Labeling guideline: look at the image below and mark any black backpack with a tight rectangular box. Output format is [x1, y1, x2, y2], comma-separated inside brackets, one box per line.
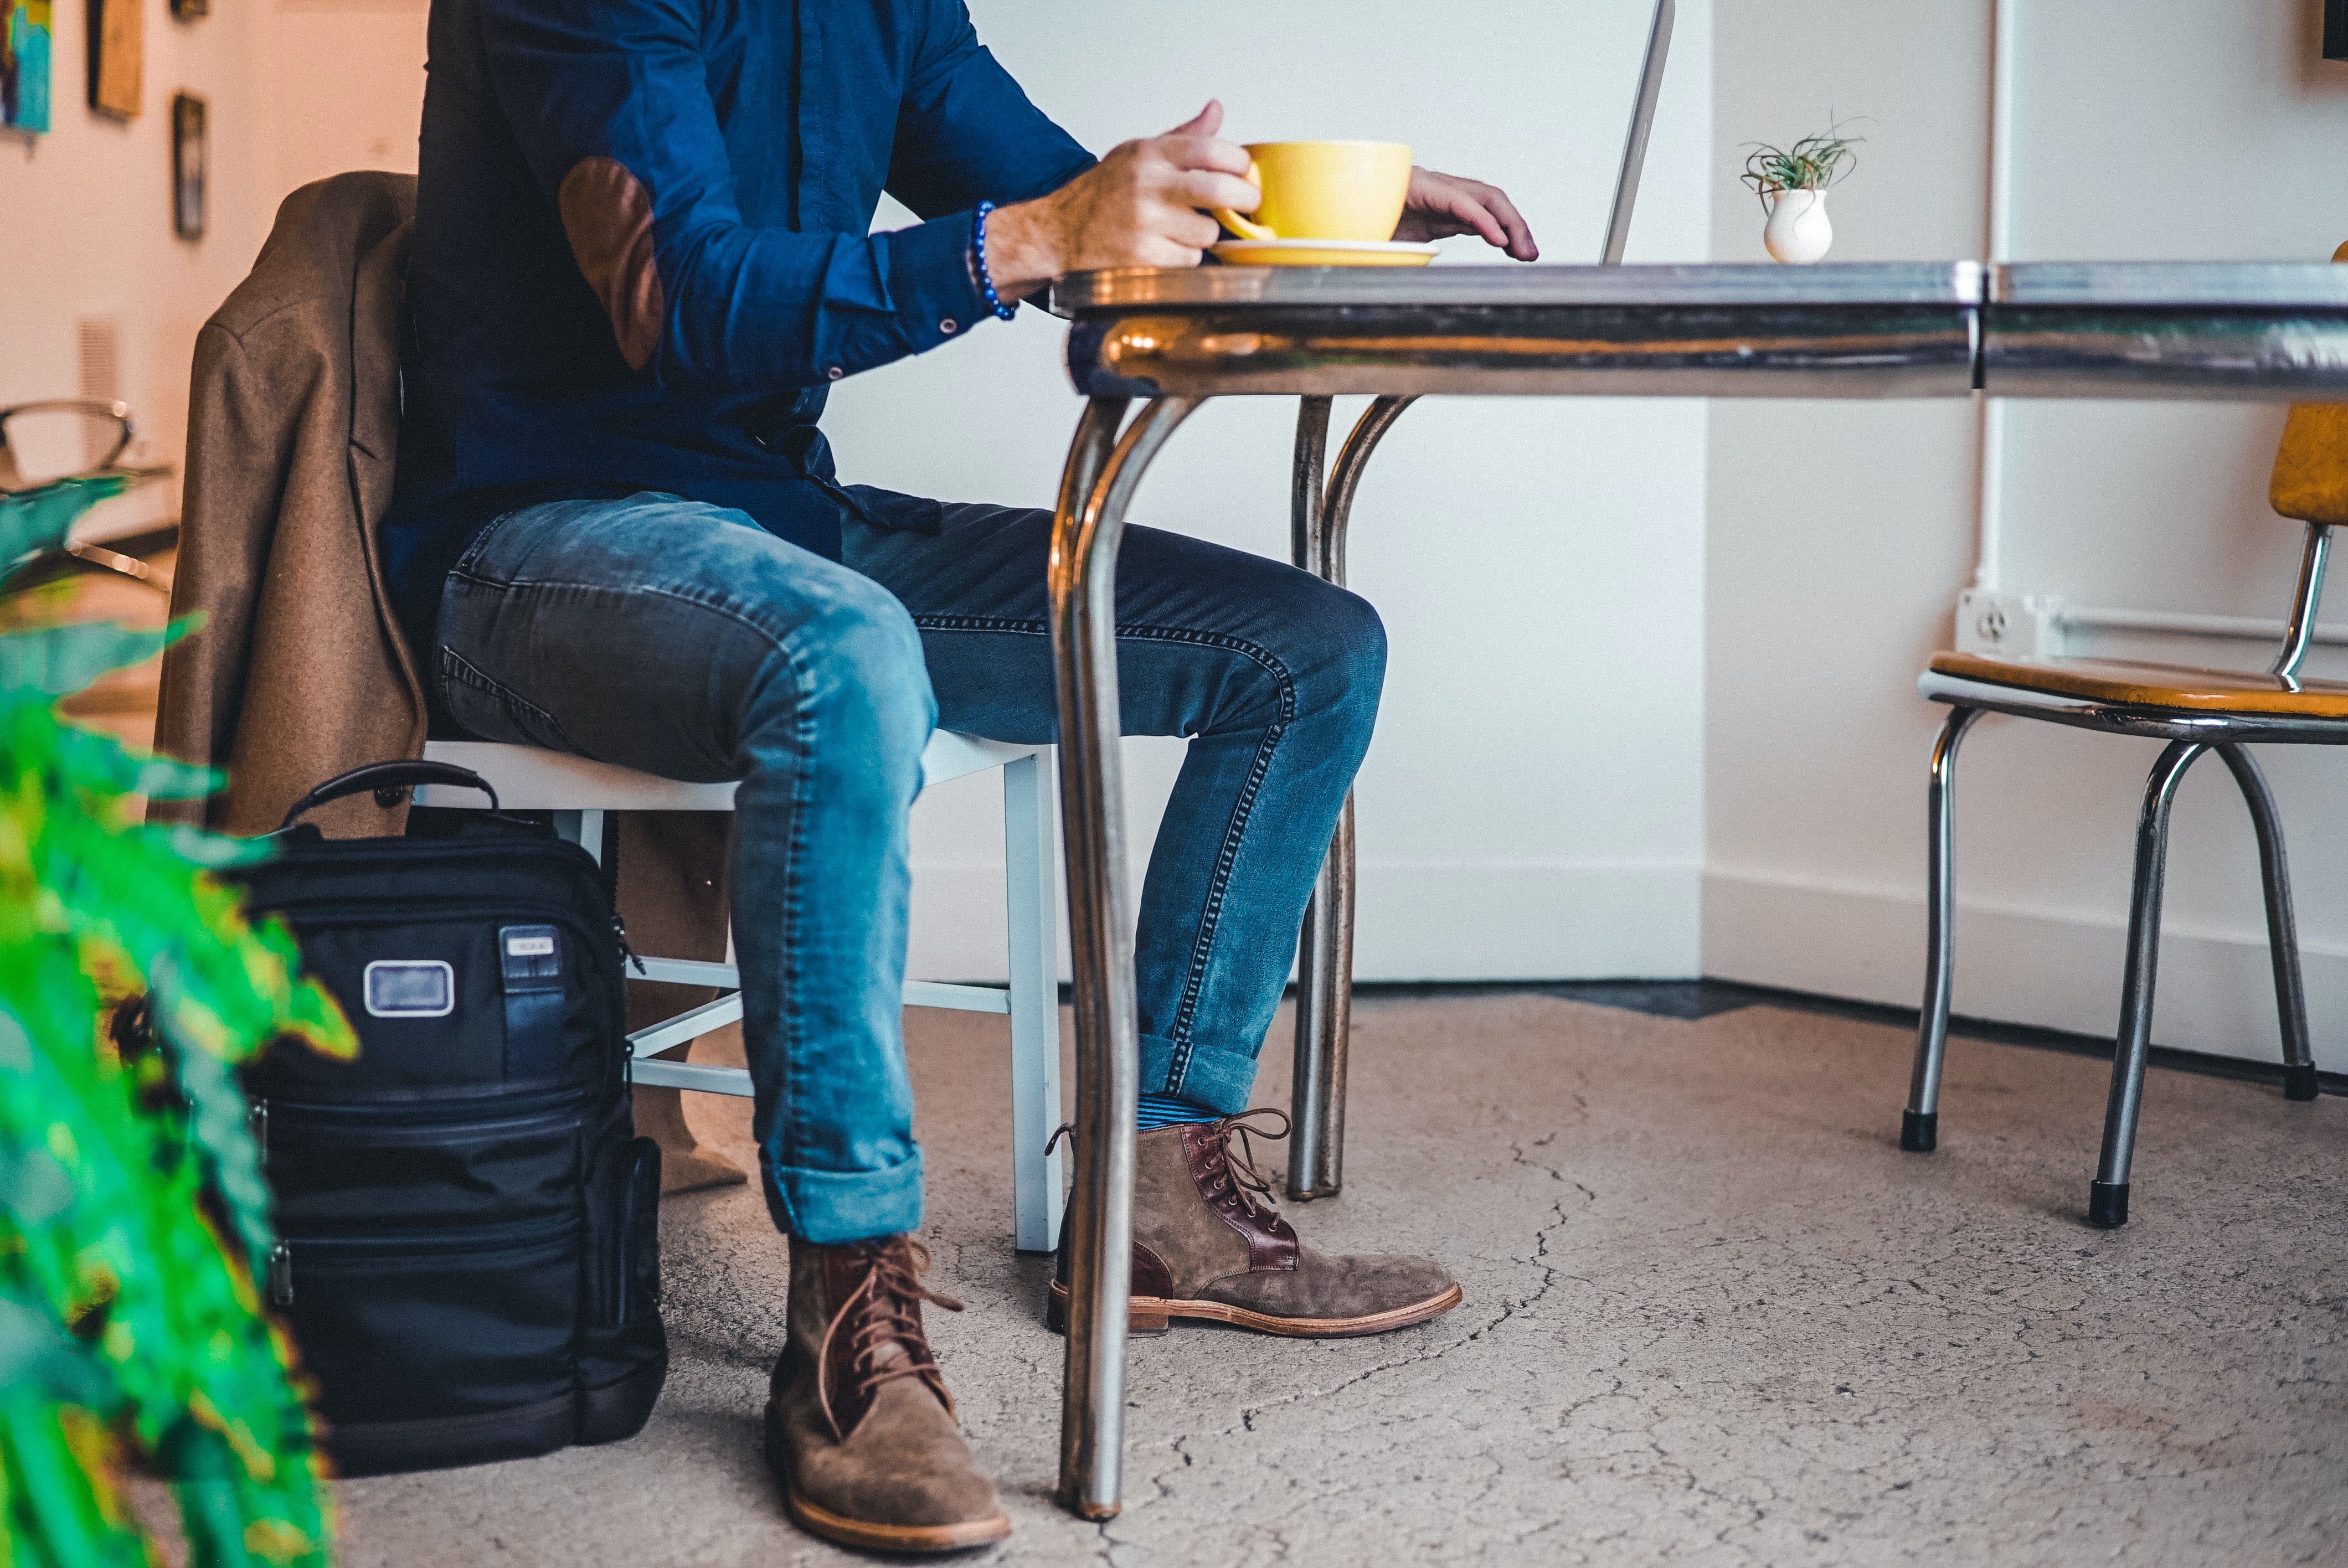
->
[228, 760, 666, 1477]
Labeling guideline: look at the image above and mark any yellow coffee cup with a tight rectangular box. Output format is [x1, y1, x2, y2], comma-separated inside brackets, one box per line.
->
[1211, 141, 1413, 243]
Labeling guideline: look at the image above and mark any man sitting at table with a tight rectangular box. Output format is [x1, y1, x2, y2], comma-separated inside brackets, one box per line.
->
[384, 0, 1537, 1550]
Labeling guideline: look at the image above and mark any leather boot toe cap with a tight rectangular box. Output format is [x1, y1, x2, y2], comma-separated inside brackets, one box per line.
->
[780, 1381, 1004, 1530]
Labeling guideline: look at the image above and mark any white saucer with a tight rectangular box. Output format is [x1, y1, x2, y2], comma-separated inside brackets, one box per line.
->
[1209, 238, 1439, 269]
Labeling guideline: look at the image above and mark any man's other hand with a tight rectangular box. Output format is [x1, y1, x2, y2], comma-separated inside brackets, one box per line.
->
[1392, 168, 1539, 260]
[985, 101, 1257, 297]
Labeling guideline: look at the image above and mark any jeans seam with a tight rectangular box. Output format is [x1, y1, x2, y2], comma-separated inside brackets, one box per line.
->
[773, 638, 818, 1206]
[909, 613, 1045, 634]
[438, 644, 586, 754]
[461, 574, 857, 658]
[447, 503, 531, 580]
[1116, 628, 1295, 1089]
[910, 612, 1296, 1092]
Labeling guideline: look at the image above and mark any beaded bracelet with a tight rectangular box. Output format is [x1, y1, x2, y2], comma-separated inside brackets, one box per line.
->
[972, 200, 1018, 322]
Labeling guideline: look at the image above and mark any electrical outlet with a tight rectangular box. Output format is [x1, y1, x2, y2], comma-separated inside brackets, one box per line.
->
[1955, 589, 2067, 658]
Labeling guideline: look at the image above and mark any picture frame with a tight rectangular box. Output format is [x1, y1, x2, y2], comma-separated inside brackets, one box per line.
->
[2330, 0, 2348, 61]
[87, 0, 139, 120]
[2, 0, 53, 134]
[172, 90, 205, 240]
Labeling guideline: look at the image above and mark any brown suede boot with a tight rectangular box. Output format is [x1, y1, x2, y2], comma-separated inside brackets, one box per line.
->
[765, 1236, 1010, 1554]
[1048, 1110, 1463, 1338]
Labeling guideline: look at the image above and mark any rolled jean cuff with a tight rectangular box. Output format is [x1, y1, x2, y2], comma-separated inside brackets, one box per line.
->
[1140, 1032, 1260, 1118]
[761, 1146, 926, 1244]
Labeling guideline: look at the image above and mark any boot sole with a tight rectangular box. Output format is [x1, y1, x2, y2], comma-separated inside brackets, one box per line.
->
[1045, 1280, 1463, 1339]
[764, 1405, 1012, 1554]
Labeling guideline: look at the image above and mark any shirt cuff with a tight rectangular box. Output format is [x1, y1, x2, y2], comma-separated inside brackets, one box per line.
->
[878, 209, 997, 357]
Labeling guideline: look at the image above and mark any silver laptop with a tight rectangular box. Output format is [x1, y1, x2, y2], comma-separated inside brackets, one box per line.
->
[1600, 0, 1675, 266]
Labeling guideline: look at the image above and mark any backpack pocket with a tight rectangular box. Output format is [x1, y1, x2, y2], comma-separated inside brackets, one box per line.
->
[262, 1092, 585, 1234]
[577, 1136, 666, 1447]
[608, 1134, 661, 1329]
[277, 1214, 582, 1472]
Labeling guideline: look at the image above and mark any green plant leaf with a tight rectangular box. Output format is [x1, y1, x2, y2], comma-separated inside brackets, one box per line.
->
[2, 615, 342, 1567]
[0, 1296, 115, 1409]
[0, 620, 188, 700]
[52, 723, 224, 803]
[0, 476, 133, 588]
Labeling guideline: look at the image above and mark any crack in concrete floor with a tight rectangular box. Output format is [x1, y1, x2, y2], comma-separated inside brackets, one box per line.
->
[335, 993, 2348, 1567]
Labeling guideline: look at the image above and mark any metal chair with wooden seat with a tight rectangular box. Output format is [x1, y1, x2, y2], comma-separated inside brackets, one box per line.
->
[413, 730, 1068, 1252]
[1901, 390, 2345, 1229]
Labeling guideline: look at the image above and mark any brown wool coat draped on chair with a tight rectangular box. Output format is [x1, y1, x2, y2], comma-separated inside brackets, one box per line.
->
[153, 171, 424, 840]
[153, 172, 742, 1191]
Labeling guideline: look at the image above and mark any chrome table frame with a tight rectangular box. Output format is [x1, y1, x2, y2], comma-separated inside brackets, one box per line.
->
[1038, 260, 2348, 1517]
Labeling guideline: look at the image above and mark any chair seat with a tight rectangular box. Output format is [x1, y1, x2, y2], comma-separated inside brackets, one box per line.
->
[418, 731, 1046, 809]
[1928, 651, 2348, 719]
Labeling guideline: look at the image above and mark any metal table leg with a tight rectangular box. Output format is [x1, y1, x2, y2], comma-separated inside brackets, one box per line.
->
[1051, 393, 1199, 1519]
[1286, 395, 1418, 1201]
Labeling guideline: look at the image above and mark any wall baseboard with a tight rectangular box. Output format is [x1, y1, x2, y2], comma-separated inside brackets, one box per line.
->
[1702, 869, 2347, 1072]
[906, 859, 1702, 988]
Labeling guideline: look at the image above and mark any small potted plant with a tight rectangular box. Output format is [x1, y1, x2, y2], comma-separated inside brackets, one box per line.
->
[1741, 120, 1864, 265]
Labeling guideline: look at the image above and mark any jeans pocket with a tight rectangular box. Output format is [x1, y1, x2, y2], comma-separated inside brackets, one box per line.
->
[439, 646, 583, 755]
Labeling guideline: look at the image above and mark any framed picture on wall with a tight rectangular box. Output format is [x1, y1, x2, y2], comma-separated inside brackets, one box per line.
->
[3, 0, 52, 133]
[173, 90, 205, 240]
[2330, 0, 2348, 60]
[87, 0, 140, 120]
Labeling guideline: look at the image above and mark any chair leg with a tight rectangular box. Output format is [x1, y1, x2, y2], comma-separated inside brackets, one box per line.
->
[2215, 744, 2319, 1102]
[1904, 705, 1981, 1153]
[1003, 751, 1065, 1253]
[2090, 740, 2208, 1229]
[550, 807, 605, 864]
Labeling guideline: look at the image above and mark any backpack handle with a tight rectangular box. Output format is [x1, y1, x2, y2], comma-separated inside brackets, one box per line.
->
[280, 760, 500, 829]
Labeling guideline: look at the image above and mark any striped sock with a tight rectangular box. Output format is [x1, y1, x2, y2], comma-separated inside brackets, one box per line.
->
[1135, 1092, 1214, 1132]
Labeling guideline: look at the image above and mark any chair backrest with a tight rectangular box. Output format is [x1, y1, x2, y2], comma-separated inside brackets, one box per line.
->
[2261, 240, 2347, 679]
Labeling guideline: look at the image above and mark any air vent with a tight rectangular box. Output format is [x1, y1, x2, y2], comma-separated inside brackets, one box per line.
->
[76, 316, 122, 467]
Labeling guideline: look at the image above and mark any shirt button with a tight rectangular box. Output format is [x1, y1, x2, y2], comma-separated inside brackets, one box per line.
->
[826, 366, 844, 381]
[940, 317, 959, 334]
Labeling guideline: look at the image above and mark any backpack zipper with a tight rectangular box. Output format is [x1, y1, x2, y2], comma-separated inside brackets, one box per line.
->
[273, 1211, 580, 1306]
[258, 1085, 586, 1132]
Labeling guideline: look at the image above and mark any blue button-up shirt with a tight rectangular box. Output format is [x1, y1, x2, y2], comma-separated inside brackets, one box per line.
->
[384, 0, 1095, 646]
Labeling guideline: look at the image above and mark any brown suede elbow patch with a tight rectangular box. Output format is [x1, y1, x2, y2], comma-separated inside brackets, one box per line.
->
[558, 156, 665, 372]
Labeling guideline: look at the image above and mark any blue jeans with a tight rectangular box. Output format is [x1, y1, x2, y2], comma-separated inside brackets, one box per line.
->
[435, 494, 1385, 1243]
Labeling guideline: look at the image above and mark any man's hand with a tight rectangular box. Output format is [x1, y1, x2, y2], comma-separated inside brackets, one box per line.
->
[1392, 167, 1539, 260]
[985, 101, 1259, 297]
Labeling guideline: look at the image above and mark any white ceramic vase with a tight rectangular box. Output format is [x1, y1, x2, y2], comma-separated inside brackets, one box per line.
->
[1763, 188, 1833, 265]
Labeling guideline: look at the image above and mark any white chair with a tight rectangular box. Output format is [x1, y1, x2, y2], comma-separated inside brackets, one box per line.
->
[416, 733, 1066, 1252]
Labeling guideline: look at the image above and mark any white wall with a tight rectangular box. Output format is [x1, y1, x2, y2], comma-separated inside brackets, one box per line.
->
[261, 0, 426, 202]
[0, 0, 272, 539]
[9, 0, 1721, 991]
[1706, 0, 2348, 1069]
[17, 0, 2337, 1071]
[830, 0, 1718, 985]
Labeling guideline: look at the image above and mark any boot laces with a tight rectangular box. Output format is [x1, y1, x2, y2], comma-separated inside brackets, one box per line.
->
[1046, 1107, 1293, 1221]
[1197, 1108, 1290, 1223]
[815, 1237, 964, 1442]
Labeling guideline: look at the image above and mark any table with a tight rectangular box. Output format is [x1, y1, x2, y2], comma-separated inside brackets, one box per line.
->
[1035, 260, 2348, 1517]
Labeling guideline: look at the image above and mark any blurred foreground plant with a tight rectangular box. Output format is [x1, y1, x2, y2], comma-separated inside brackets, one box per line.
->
[0, 477, 356, 1566]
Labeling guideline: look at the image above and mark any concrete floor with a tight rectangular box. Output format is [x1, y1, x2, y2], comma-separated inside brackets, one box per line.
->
[337, 993, 2348, 1567]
